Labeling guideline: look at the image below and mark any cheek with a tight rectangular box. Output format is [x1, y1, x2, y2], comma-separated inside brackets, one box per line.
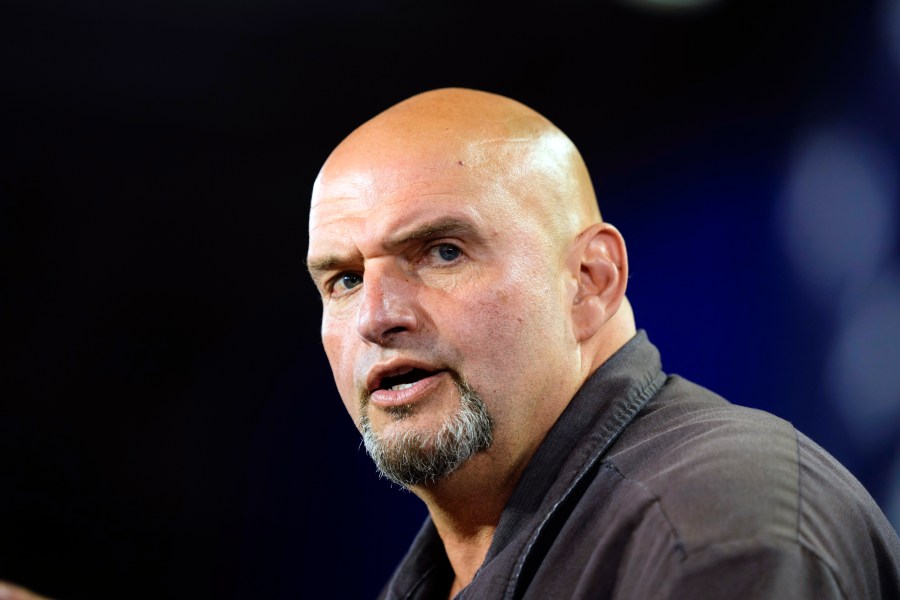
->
[455, 284, 556, 370]
[320, 318, 344, 361]
[460, 263, 570, 368]
[320, 320, 361, 420]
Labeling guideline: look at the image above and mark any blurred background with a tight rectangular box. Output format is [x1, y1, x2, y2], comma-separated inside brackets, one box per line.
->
[2, 0, 899, 597]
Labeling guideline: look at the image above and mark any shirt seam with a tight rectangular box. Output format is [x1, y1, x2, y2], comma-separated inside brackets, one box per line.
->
[794, 429, 851, 600]
[674, 537, 850, 600]
[603, 461, 689, 561]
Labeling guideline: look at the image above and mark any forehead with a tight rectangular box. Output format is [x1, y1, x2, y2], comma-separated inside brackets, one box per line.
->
[307, 152, 513, 255]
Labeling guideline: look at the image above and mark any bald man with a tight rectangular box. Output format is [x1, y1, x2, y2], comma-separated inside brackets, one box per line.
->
[307, 88, 900, 599]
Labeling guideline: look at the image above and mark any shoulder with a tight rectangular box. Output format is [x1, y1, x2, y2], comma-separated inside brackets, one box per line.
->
[597, 374, 900, 598]
[606, 375, 801, 545]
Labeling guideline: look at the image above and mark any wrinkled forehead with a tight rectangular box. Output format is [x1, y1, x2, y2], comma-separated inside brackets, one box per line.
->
[309, 163, 506, 257]
[309, 133, 530, 229]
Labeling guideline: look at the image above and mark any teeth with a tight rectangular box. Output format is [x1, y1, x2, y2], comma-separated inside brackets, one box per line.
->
[390, 383, 415, 391]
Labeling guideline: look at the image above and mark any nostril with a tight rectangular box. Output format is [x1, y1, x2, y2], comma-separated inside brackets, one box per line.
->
[378, 325, 408, 344]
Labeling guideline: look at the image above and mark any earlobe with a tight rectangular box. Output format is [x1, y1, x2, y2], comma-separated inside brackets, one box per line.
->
[570, 223, 628, 342]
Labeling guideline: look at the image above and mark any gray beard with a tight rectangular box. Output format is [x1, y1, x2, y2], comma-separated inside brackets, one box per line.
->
[359, 376, 494, 488]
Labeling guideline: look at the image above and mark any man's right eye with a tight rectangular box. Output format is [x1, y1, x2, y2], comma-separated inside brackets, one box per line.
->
[332, 272, 363, 294]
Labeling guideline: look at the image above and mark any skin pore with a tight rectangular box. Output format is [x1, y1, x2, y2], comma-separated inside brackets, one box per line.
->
[307, 88, 636, 597]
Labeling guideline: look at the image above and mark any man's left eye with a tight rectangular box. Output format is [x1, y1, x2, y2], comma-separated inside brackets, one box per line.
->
[432, 244, 462, 262]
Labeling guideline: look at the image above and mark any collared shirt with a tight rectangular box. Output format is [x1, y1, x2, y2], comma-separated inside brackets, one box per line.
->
[378, 331, 900, 599]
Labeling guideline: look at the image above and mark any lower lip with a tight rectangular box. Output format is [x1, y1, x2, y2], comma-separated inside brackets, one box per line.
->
[369, 371, 448, 408]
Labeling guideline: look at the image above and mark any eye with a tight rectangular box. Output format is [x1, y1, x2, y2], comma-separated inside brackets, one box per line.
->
[332, 272, 363, 294]
[430, 243, 462, 263]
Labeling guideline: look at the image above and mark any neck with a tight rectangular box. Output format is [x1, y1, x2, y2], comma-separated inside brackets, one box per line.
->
[587, 299, 637, 374]
[410, 440, 536, 592]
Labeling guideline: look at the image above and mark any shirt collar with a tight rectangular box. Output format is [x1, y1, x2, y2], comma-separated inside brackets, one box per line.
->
[487, 329, 663, 560]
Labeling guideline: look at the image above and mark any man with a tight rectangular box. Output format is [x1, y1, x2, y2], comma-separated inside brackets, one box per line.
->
[307, 87, 900, 599]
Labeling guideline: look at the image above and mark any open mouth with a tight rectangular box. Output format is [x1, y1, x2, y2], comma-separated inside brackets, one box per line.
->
[378, 368, 437, 391]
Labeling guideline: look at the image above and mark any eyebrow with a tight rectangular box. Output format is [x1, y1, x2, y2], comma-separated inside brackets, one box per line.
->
[306, 253, 358, 280]
[383, 218, 481, 250]
[306, 217, 481, 280]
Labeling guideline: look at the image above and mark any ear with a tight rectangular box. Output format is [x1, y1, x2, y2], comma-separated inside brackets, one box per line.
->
[568, 223, 628, 342]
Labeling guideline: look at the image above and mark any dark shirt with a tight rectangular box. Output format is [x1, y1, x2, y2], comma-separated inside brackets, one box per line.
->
[378, 331, 900, 599]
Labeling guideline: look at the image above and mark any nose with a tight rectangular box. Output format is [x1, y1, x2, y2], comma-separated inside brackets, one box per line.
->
[355, 264, 419, 345]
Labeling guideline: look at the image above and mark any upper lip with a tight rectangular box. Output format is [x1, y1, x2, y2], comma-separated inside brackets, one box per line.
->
[366, 358, 443, 393]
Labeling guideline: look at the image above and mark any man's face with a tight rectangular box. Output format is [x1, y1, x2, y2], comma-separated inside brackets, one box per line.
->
[308, 141, 578, 487]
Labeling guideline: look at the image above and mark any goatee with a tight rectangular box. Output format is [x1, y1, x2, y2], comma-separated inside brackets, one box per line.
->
[359, 376, 494, 488]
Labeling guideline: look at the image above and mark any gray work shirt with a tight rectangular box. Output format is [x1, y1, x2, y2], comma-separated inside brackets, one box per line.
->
[378, 331, 900, 599]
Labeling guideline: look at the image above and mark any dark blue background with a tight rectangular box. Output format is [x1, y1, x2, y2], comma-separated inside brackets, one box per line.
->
[3, 0, 898, 598]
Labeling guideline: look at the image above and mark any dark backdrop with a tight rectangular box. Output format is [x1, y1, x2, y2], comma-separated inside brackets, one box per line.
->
[3, 0, 899, 598]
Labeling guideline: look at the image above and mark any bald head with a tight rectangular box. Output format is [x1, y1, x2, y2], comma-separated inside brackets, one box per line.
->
[309, 86, 634, 499]
[310, 88, 634, 433]
[312, 87, 602, 248]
